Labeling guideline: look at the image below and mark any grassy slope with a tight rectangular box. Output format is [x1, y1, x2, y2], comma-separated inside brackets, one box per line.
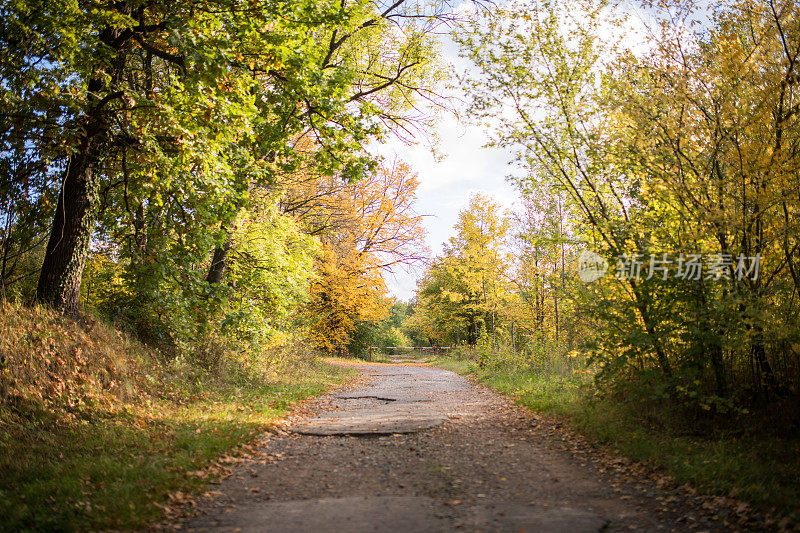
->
[0, 304, 355, 530]
[425, 355, 800, 521]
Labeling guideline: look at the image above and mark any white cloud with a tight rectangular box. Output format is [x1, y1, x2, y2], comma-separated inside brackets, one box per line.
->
[375, 103, 521, 300]
[376, 0, 660, 301]
[368, 10, 528, 301]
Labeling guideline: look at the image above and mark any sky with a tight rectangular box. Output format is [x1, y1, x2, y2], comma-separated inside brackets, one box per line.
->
[374, 32, 522, 302]
[373, 1, 666, 301]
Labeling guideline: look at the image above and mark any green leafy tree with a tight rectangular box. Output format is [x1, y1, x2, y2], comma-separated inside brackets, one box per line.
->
[1, 0, 448, 321]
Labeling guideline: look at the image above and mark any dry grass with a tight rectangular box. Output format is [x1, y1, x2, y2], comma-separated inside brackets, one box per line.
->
[0, 303, 356, 530]
[0, 302, 148, 425]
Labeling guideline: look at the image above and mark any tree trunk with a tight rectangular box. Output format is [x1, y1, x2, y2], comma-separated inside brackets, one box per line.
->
[630, 280, 672, 378]
[206, 231, 233, 284]
[467, 314, 477, 346]
[709, 344, 727, 398]
[557, 211, 565, 342]
[752, 325, 778, 398]
[36, 127, 104, 316]
[205, 179, 253, 285]
[553, 289, 559, 342]
[35, 18, 130, 316]
[491, 310, 496, 348]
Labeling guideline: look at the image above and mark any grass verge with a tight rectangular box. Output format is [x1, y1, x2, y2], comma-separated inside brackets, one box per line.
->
[0, 304, 355, 531]
[0, 359, 353, 531]
[425, 355, 800, 522]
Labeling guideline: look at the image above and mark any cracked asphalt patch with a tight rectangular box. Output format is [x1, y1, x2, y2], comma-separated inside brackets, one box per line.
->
[180, 362, 723, 532]
[292, 366, 457, 436]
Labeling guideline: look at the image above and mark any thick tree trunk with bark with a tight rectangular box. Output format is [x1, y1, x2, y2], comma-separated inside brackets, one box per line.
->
[36, 18, 130, 315]
[36, 121, 104, 316]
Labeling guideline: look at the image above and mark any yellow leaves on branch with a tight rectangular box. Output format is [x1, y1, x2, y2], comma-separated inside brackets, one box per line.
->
[292, 159, 428, 355]
[333, 160, 428, 271]
[303, 244, 387, 355]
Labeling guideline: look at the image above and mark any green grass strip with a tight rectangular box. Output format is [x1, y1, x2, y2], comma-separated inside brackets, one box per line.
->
[427, 356, 799, 521]
[0, 359, 354, 531]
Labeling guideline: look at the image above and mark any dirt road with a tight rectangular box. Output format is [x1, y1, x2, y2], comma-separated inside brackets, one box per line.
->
[180, 362, 722, 532]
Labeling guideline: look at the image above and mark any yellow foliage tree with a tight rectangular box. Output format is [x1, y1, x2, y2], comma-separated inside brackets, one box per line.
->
[415, 194, 513, 346]
[298, 160, 427, 355]
[304, 244, 386, 356]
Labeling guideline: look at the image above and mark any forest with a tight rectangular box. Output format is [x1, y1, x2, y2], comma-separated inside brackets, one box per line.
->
[1, 0, 798, 530]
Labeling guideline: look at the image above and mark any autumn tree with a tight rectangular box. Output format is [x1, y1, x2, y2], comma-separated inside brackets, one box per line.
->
[509, 191, 585, 350]
[304, 244, 387, 356]
[0, 0, 256, 315]
[416, 194, 512, 346]
[197, 0, 450, 290]
[299, 161, 428, 355]
[608, 0, 800, 399]
[0, 0, 451, 323]
[456, 0, 800, 409]
[208, 189, 319, 352]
